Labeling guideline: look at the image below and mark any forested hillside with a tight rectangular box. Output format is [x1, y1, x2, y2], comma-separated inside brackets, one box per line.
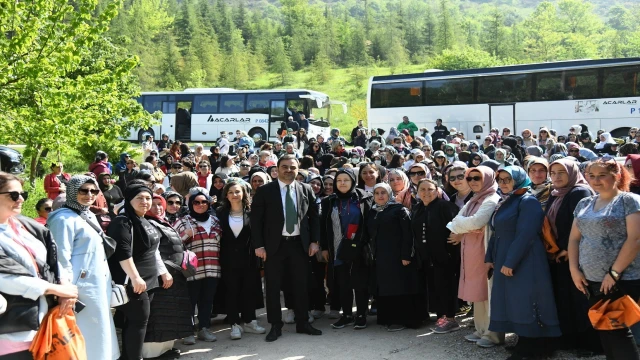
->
[104, 0, 640, 92]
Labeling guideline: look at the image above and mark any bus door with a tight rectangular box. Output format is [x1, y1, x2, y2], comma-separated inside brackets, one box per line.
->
[269, 100, 285, 140]
[175, 98, 193, 142]
[161, 101, 177, 141]
[489, 104, 515, 133]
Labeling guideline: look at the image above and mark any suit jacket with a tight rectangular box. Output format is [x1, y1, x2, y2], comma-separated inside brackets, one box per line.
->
[251, 180, 319, 255]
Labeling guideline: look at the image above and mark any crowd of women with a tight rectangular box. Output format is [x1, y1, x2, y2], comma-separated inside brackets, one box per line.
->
[3, 123, 640, 360]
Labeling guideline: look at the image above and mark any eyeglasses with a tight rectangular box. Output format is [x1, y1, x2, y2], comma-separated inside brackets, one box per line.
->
[172, 164, 183, 169]
[78, 189, 100, 196]
[44, 207, 52, 212]
[240, 164, 251, 168]
[445, 149, 454, 152]
[167, 201, 182, 206]
[497, 177, 513, 184]
[0, 191, 27, 202]
[465, 176, 482, 182]
[449, 174, 465, 182]
[192, 200, 209, 206]
[408, 171, 426, 177]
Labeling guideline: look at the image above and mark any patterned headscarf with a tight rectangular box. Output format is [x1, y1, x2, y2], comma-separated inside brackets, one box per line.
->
[372, 183, 397, 212]
[546, 158, 593, 237]
[65, 175, 99, 213]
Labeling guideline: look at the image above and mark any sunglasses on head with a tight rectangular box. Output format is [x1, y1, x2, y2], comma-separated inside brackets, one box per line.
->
[78, 189, 100, 196]
[192, 200, 208, 206]
[466, 176, 482, 182]
[449, 174, 465, 182]
[0, 191, 28, 201]
[408, 171, 426, 177]
[167, 200, 181, 206]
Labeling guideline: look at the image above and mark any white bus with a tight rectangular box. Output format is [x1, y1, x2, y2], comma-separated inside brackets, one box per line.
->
[367, 58, 640, 141]
[125, 88, 346, 143]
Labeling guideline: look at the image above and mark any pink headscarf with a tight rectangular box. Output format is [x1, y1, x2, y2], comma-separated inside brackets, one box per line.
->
[546, 158, 593, 237]
[461, 165, 498, 217]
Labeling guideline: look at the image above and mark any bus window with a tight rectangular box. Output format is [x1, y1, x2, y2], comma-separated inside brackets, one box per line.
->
[603, 66, 640, 98]
[162, 102, 176, 114]
[220, 94, 245, 113]
[371, 81, 423, 108]
[425, 78, 473, 105]
[193, 95, 218, 113]
[535, 71, 565, 101]
[473, 125, 483, 133]
[143, 96, 165, 113]
[477, 74, 532, 103]
[563, 69, 597, 100]
[246, 94, 272, 113]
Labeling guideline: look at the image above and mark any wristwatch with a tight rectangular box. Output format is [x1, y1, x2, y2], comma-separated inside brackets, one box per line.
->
[609, 267, 622, 281]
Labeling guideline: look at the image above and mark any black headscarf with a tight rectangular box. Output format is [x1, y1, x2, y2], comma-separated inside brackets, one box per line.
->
[334, 168, 356, 199]
[162, 190, 184, 224]
[208, 173, 228, 200]
[188, 187, 212, 222]
[123, 183, 154, 248]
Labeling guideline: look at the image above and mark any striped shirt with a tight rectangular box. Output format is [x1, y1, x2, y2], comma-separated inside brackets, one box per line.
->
[173, 214, 222, 280]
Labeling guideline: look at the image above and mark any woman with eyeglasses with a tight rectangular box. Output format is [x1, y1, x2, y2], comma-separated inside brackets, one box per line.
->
[44, 162, 70, 200]
[163, 162, 183, 190]
[48, 175, 122, 360]
[538, 128, 552, 147]
[0, 173, 80, 360]
[117, 159, 139, 191]
[396, 163, 430, 210]
[545, 159, 601, 355]
[99, 171, 124, 222]
[196, 160, 213, 193]
[447, 165, 504, 348]
[433, 150, 449, 174]
[173, 187, 222, 344]
[162, 191, 184, 224]
[468, 153, 483, 168]
[448, 163, 473, 209]
[487, 167, 561, 359]
[33, 198, 52, 225]
[569, 158, 640, 359]
[215, 155, 240, 176]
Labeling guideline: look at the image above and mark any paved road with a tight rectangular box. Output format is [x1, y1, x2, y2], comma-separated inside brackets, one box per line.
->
[165, 311, 604, 360]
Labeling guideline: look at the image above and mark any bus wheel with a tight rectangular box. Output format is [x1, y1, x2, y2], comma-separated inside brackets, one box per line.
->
[249, 128, 267, 143]
[138, 128, 155, 143]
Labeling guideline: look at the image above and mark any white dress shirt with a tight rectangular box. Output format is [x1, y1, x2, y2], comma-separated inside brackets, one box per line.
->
[278, 179, 300, 236]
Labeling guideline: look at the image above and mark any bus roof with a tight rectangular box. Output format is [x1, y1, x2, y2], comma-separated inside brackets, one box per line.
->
[371, 58, 640, 83]
[140, 88, 329, 97]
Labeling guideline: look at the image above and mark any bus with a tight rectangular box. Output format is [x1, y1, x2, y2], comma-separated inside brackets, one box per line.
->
[125, 88, 347, 143]
[367, 58, 640, 141]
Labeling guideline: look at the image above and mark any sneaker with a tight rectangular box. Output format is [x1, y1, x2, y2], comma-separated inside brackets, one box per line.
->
[328, 310, 341, 319]
[244, 320, 266, 334]
[435, 316, 447, 327]
[464, 333, 482, 342]
[308, 311, 315, 324]
[311, 310, 325, 319]
[283, 309, 295, 324]
[456, 304, 472, 316]
[230, 324, 242, 340]
[476, 338, 497, 348]
[386, 324, 406, 332]
[354, 315, 367, 330]
[331, 315, 354, 329]
[182, 335, 196, 345]
[433, 317, 460, 334]
[197, 328, 217, 342]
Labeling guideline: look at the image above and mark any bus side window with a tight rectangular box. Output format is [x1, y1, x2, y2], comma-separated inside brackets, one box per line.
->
[473, 125, 483, 133]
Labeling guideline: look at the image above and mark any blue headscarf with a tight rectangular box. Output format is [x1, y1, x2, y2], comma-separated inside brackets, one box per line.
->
[497, 166, 531, 195]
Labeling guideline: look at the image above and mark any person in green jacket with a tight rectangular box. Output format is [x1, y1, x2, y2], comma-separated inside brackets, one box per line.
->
[397, 116, 418, 137]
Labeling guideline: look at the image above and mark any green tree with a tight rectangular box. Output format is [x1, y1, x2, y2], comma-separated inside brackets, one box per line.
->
[436, 0, 456, 51]
[221, 29, 249, 88]
[269, 38, 293, 86]
[427, 47, 504, 70]
[522, 2, 563, 61]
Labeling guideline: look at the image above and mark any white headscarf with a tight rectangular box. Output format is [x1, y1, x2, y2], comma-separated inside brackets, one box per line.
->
[595, 132, 616, 150]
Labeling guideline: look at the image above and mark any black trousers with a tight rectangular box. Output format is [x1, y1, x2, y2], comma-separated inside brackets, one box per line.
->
[309, 256, 327, 311]
[187, 277, 219, 329]
[327, 262, 342, 311]
[588, 280, 640, 360]
[119, 291, 154, 360]
[432, 263, 459, 318]
[224, 268, 257, 325]
[334, 264, 368, 317]
[0, 350, 32, 359]
[264, 239, 309, 325]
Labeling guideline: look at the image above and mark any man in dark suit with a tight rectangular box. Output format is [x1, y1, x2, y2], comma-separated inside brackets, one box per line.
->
[251, 154, 322, 342]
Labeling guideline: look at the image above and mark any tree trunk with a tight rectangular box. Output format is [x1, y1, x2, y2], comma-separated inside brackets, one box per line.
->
[28, 147, 42, 188]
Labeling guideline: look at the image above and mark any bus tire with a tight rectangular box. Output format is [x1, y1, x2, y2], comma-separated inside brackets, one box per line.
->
[138, 128, 155, 143]
[249, 127, 267, 143]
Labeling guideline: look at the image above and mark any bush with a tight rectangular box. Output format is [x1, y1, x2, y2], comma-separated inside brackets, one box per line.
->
[22, 178, 47, 219]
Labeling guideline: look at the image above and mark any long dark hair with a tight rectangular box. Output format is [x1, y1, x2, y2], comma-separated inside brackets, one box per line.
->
[388, 154, 404, 169]
[0, 172, 22, 192]
[94, 150, 108, 163]
[217, 180, 251, 212]
[219, 155, 233, 169]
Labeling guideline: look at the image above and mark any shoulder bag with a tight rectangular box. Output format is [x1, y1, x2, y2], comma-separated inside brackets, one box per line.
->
[111, 226, 133, 308]
[64, 206, 116, 259]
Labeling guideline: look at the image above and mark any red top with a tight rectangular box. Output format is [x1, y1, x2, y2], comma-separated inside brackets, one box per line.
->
[43, 173, 71, 200]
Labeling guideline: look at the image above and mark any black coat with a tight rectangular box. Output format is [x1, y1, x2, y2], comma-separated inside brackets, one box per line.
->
[250, 180, 320, 255]
[411, 198, 460, 267]
[367, 203, 421, 297]
[546, 187, 592, 250]
[218, 208, 256, 271]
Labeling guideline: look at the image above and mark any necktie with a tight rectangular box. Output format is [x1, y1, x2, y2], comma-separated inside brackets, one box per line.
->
[285, 184, 296, 233]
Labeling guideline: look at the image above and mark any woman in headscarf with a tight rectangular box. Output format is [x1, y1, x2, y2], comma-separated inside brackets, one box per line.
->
[217, 180, 266, 340]
[99, 172, 123, 219]
[494, 148, 508, 169]
[367, 183, 425, 331]
[444, 144, 457, 163]
[447, 165, 504, 348]
[595, 132, 617, 153]
[115, 153, 130, 174]
[194, 144, 208, 164]
[538, 127, 552, 147]
[47, 175, 120, 360]
[434, 150, 449, 174]
[323, 174, 334, 197]
[107, 183, 166, 360]
[411, 179, 460, 334]
[545, 158, 599, 355]
[448, 162, 473, 209]
[249, 172, 270, 196]
[386, 127, 399, 145]
[468, 152, 483, 168]
[162, 191, 184, 224]
[521, 129, 536, 147]
[487, 167, 561, 359]
[306, 173, 329, 319]
[320, 169, 373, 330]
[626, 154, 640, 195]
[142, 194, 192, 357]
[173, 187, 222, 344]
[170, 171, 198, 198]
[527, 157, 552, 210]
[396, 163, 431, 210]
[388, 168, 410, 198]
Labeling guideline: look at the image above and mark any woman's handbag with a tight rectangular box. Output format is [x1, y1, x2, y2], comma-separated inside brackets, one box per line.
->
[541, 217, 560, 254]
[110, 227, 133, 308]
[180, 248, 198, 278]
[588, 287, 640, 330]
[29, 306, 87, 360]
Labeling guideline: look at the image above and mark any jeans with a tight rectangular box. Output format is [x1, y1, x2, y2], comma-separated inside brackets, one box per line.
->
[187, 277, 219, 329]
[119, 291, 154, 360]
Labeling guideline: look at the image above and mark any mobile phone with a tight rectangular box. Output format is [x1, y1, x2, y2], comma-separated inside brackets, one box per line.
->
[487, 268, 494, 280]
[74, 300, 86, 314]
